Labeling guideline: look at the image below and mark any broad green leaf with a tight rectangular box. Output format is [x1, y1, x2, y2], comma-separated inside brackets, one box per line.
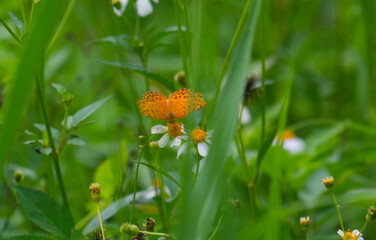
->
[180, 0, 262, 239]
[100, 60, 175, 91]
[13, 186, 74, 239]
[94, 157, 117, 199]
[69, 96, 111, 129]
[8, 12, 25, 35]
[66, 135, 85, 146]
[71, 229, 85, 240]
[6, 235, 50, 240]
[51, 83, 71, 100]
[34, 124, 61, 141]
[94, 34, 132, 49]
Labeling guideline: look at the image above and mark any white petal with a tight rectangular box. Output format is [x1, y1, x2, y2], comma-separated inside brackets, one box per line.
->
[136, 0, 153, 17]
[282, 137, 305, 154]
[152, 0, 158, 3]
[205, 139, 211, 144]
[113, 0, 129, 16]
[158, 133, 169, 148]
[352, 230, 360, 235]
[177, 142, 188, 159]
[197, 142, 208, 157]
[358, 237, 364, 240]
[151, 125, 167, 134]
[206, 130, 214, 138]
[337, 230, 344, 237]
[170, 137, 181, 147]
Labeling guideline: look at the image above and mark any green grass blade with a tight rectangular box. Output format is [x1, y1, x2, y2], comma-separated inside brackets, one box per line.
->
[0, 0, 65, 181]
[179, 0, 262, 239]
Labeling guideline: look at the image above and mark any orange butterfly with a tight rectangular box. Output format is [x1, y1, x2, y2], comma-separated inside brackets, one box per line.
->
[138, 88, 206, 122]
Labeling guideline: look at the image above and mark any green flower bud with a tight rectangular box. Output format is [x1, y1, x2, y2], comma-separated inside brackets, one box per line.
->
[13, 170, 23, 184]
[89, 183, 101, 202]
[120, 223, 139, 235]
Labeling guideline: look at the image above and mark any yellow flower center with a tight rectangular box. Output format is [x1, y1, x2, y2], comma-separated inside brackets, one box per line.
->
[342, 230, 358, 240]
[191, 128, 207, 143]
[167, 122, 183, 138]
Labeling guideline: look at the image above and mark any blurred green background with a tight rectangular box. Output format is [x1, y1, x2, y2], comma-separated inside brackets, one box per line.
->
[1, 0, 376, 239]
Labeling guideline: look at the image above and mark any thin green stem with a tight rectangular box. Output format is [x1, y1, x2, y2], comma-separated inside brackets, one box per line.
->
[259, 0, 266, 143]
[29, 0, 37, 27]
[355, 221, 368, 240]
[58, 105, 69, 154]
[96, 203, 106, 240]
[47, 0, 76, 52]
[35, 76, 69, 210]
[139, 230, 172, 238]
[156, 166, 170, 233]
[208, 215, 223, 240]
[130, 146, 144, 222]
[173, 0, 190, 85]
[0, 17, 22, 45]
[331, 190, 344, 233]
[134, 0, 140, 40]
[194, 146, 200, 183]
[306, 230, 309, 240]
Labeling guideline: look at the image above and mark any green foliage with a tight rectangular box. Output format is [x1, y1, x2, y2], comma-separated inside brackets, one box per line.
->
[13, 186, 75, 239]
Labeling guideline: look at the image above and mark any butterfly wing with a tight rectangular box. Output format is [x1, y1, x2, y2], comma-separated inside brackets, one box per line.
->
[168, 88, 206, 119]
[138, 91, 169, 120]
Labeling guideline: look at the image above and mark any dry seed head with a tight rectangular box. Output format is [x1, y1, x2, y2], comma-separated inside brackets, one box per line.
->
[143, 218, 155, 232]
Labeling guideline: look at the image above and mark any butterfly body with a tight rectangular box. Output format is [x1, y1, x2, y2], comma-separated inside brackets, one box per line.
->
[138, 88, 206, 122]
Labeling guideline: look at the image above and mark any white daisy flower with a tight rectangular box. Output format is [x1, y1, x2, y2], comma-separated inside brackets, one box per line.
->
[337, 229, 363, 240]
[177, 127, 213, 158]
[112, 0, 158, 17]
[151, 122, 186, 148]
[273, 130, 305, 154]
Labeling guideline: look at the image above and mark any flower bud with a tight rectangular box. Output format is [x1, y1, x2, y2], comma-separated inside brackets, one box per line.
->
[143, 218, 155, 232]
[89, 183, 101, 202]
[366, 204, 376, 222]
[322, 176, 334, 189]
[13, 170, 23, 184]
[300, 216, 311, 227]
[149, 141, 159, 148]
[174, 71, 185, 86]
[120, 223, 139, 235]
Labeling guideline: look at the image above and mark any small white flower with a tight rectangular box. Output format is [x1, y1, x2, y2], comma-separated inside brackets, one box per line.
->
[337, 229, 363, 240]
[273, 130, 305, 154]
[113, 0, 158, 17]
[177, 128, 213, 158]
[151, 122, 186, 148]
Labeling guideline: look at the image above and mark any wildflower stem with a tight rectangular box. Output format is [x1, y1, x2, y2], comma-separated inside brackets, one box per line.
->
[173, 0, 190, 85]
[208, 215, 223, 240]
[130, 146, 144, 222]
[194, 147, 200, 183]
[331, 190, 344, 233]
[58, 105, 70, 154]
[259, 0, 267, 143]
[356, 221, 368, 240]
[35, 75, 70, 211]
[0, 17, 22, 45]
[96, 203, 106, 240]
[306, 230, 309, 240]
[156, 154, 170, 233]
[139, 230, 173, 238]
